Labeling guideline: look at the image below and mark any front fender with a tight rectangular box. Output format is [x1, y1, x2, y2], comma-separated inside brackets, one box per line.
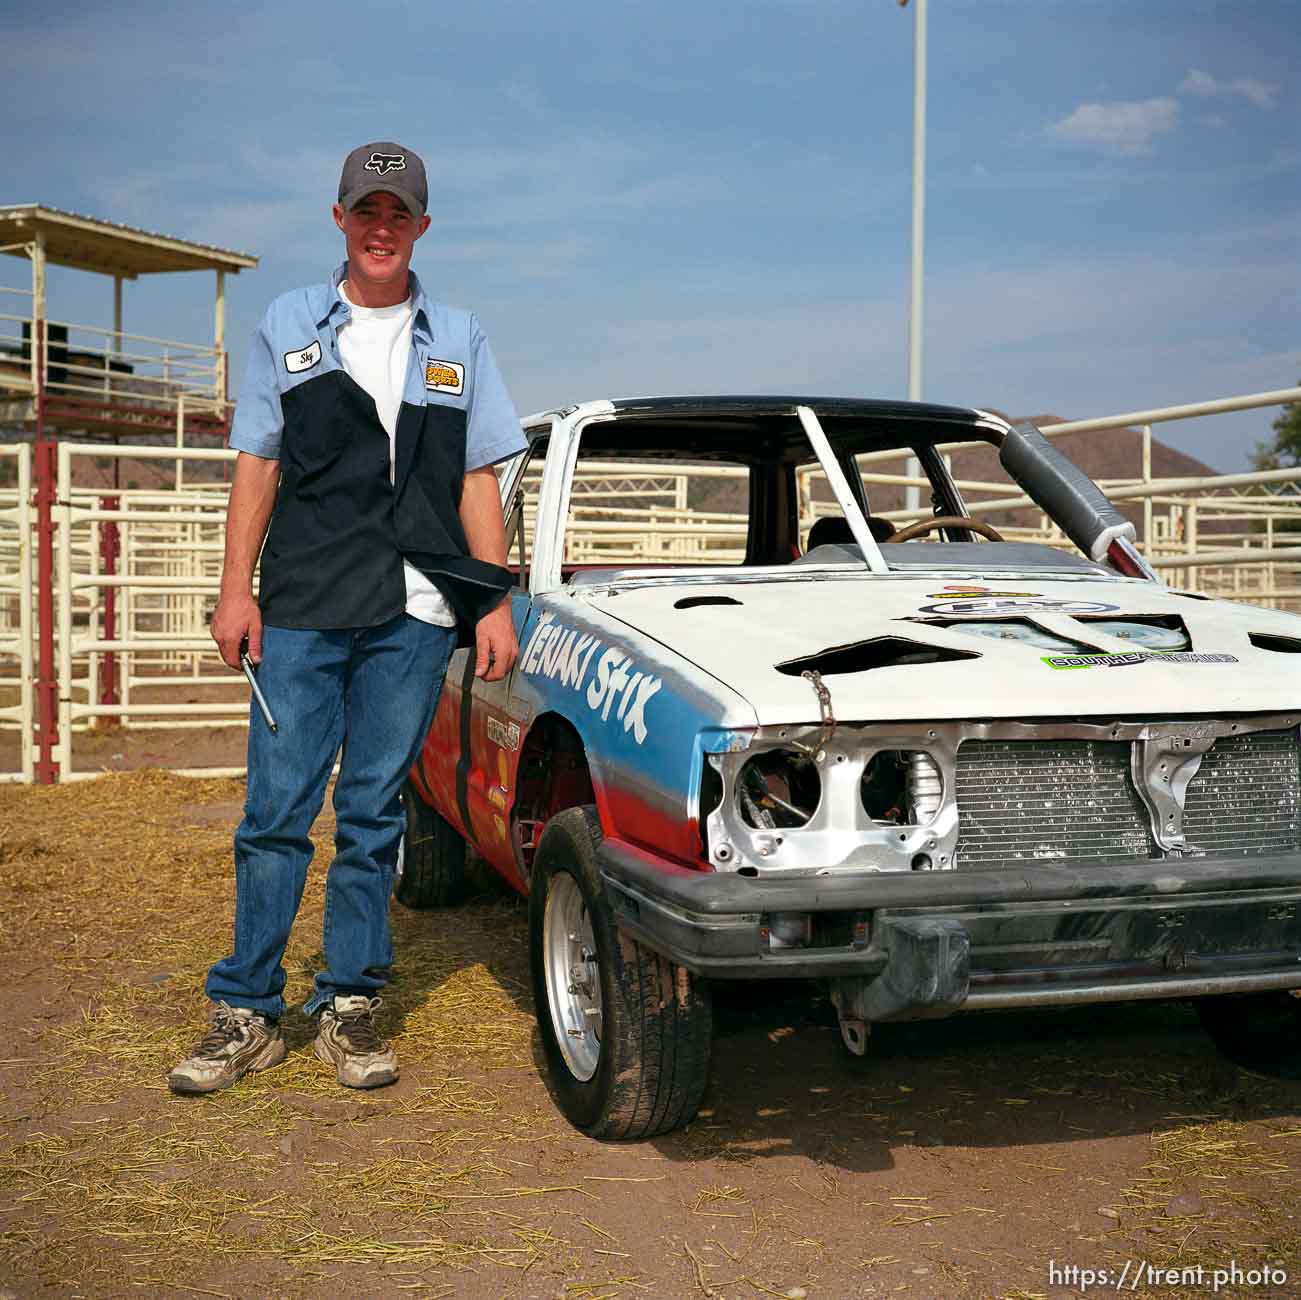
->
[513, 600, 754, 865]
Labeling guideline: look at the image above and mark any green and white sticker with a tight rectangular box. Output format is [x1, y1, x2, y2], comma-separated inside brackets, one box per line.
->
[1043, 651, 1239, 670]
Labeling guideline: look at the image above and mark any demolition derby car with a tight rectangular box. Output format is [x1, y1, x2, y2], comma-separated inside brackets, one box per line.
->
[398, 396, 1301, 1139]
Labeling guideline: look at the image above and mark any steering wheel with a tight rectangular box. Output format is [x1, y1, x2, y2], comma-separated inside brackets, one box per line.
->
[889, 514, 1005, 543]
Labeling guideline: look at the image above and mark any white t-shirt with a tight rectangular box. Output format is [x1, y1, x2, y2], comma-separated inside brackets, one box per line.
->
[336, 282, 455, 627]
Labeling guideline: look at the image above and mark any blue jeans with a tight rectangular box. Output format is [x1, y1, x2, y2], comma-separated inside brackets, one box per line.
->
[206, 613, 456, 1018]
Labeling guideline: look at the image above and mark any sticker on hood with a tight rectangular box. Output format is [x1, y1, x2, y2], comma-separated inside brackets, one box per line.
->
[1043, 651, 1239, 670]
[923, 584, 1040, 601]
[919, 596, 1120, 615]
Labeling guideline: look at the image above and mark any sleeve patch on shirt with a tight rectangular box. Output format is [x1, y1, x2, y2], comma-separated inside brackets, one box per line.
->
[425, 359, 465, 395]
[283, 340, 322, 374]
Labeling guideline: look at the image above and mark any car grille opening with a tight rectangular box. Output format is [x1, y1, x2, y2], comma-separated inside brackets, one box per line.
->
[954, 730, 1301, 868]
[1183, 729, 1301, 856]
[955, 740, 1155, 868]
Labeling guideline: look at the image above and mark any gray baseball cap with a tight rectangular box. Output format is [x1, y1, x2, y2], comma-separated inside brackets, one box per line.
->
[337, 141, 428, 217]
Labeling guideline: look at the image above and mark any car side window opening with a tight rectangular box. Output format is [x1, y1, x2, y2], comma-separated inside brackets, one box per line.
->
[562, 444, 753, 573]
[506, 437, 547, 587]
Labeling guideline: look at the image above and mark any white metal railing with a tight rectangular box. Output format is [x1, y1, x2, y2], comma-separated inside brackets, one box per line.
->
[0, 301, 225, 412]
[0, 285, 34, 392]
[0, 444, 33, 781]
[1040, 388, 1301, 437]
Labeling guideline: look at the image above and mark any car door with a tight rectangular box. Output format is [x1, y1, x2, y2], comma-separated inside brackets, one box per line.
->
[444, 427, 550, 873]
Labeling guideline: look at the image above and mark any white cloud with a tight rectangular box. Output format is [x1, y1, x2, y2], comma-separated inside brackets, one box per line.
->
[1179, 68, 1279, 110]
[1045, 98, 1179, 156]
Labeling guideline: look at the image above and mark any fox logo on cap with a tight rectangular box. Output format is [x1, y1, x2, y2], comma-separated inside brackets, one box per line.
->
[364, 152, 406, 177]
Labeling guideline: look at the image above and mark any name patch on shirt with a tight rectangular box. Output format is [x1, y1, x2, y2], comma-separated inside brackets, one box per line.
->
[284, 340, 322, 374]
[425, 359, 465, 395]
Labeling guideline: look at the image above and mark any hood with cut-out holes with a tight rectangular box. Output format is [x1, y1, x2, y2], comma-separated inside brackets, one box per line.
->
[580, 573, 1301, 723]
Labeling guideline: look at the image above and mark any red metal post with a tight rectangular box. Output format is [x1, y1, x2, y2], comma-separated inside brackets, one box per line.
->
[33, 326, 59, 783]
[97, 495, 120, 720]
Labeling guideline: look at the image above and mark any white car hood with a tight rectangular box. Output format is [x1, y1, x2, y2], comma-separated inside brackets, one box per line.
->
[584, 573, 1301, 724]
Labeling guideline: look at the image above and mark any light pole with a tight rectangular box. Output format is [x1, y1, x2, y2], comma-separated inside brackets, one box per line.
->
[900, 0, 926, 511]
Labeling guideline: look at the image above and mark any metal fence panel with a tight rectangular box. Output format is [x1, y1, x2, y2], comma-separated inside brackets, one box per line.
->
[0, 443, 33, 781]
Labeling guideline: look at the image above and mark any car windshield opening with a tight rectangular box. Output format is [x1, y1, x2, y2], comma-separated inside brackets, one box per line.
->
[559, 403, 1118, 583]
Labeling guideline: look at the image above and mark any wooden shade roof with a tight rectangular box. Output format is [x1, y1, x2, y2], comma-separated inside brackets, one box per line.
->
[0, 204, 257, 278]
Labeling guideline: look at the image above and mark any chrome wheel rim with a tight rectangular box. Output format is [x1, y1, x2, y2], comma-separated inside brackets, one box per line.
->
[393, 832, 406, 895]
[542, 871, 603, 1081]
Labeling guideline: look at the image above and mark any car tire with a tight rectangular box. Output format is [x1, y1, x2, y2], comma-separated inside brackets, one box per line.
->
[529, 805, 713, 1140]
[1196, 990, 1301, 1079]
[395, 777, 466, 909]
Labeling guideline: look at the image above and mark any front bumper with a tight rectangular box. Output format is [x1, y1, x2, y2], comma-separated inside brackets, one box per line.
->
[599, 840, 1301, 1018]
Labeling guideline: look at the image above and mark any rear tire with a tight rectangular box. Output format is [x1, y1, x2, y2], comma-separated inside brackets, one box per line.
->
[529, 806, 713, 1139]
[395, 777, 466, 909]
[1196, 990, 1301, 1079]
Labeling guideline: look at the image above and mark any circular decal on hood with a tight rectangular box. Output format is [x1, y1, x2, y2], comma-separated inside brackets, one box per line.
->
[917, 596, 1122, 615]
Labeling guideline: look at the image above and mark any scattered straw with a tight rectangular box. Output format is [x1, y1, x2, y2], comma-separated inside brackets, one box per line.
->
[0, 771, 568, 1292]
[3, 771, 1298, 1298]
[1105, 1118, 1299, 1277]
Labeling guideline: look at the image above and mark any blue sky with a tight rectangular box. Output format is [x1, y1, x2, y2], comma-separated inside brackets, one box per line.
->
[2, 0, 1297, 469]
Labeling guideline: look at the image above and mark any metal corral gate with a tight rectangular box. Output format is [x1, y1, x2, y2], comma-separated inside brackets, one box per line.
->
[0, 442, 244, 783]
[52, 444, 242, 781]
[0, 443, 33, 780]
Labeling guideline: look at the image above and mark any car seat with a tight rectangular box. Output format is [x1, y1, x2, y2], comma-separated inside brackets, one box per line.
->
[806, 514, 897, 549]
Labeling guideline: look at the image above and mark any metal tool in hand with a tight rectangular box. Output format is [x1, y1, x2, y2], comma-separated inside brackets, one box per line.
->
[240, 652, 278, 733]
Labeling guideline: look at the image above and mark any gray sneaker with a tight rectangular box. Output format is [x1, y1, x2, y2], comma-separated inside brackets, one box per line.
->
[314, 995, 398, 1089]
[168, 1002, 287, 1094]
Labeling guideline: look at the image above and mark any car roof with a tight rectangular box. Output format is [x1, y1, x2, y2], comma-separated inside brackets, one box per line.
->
[525, 395, 1005, 463]
[608, 394, 982, 421]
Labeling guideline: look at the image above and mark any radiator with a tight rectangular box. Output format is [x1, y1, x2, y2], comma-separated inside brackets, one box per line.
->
[954, 730, 1301, 868]
[954, 740, 1153, 868]
[1183, 728, 1301, 856]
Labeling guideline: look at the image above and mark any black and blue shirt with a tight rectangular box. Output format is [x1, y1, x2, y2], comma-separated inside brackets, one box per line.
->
[229, 264, 526, 638]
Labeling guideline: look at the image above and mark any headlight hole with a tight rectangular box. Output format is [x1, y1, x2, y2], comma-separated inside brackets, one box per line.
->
[736, 750, 821, 829]
[861, 750, 944, 825]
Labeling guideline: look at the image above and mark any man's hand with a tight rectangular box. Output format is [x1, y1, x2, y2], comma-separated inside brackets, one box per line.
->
[212, 591, 263, 669]
[475, 601, 517, 681]
[459, 464, 518, 681]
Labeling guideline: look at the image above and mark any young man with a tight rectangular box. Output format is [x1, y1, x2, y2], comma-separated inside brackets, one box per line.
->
[169, 141, 527, 1094]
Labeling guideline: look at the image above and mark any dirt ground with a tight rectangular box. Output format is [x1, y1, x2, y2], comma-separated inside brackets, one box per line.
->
[0, 770, 1297, 1300]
